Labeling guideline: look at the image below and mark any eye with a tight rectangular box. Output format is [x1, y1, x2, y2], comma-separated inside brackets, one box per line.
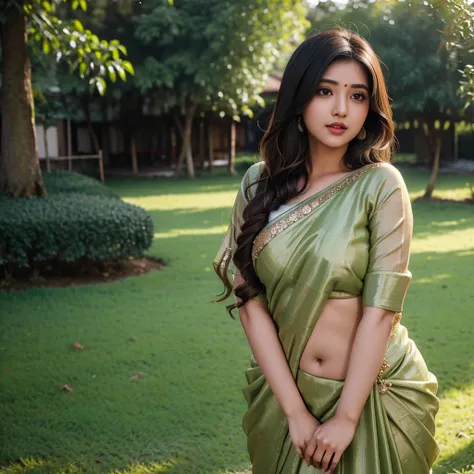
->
[316, 87, 332, 96]
[352, 93, 366, 102]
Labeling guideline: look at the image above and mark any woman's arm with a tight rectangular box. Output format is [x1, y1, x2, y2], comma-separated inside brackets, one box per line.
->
[335, 307, 393, 422]
[234, 274, 306, 418]
[337, 164, 411, 423]
[234, 274, 321, 460]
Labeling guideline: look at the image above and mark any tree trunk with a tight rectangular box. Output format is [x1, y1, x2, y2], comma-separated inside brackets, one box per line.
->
[183, 103, 196, 179]
[173, 103, 196, 179]
[228, 118, 237, 176]
[207, 119, 214, 174]
[44, 124, 51, 172]
[175, 148, 185, 176]
[423, 122, 442, 199]
[131, 134, 138, 175]
[170, 126, 177, 165]
[199, 119, 205, 169]
[0, 3, 46, 196]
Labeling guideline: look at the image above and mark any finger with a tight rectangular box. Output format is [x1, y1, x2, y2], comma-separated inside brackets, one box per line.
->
[327, 452, 342, 473]
[304, 440, 317, 466]
[321, 449, 335, 472]
[304, 425, 321, 464]
[311, 447, 326, 470]
[295, 445, 303, 460]
[304, 432, 318, 464]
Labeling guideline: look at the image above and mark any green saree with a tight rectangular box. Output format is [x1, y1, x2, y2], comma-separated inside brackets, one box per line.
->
[214, 161, 439, 474]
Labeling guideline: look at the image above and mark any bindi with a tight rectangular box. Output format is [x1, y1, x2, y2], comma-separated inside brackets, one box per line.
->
[344, 84, 348, 87]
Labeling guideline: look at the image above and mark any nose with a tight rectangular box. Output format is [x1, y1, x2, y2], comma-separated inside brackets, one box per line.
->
[332, 93, 348, 118]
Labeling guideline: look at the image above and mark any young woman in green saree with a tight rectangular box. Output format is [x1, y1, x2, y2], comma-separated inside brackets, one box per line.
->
[213, 28, 439, 474]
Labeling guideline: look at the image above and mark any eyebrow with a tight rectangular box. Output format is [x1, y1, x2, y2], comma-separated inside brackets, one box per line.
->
[319, 78, 369, 92]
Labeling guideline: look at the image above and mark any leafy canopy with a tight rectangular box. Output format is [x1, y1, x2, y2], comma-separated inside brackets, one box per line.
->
[1, 0, 135, 94]
[132, 0, 309, 118]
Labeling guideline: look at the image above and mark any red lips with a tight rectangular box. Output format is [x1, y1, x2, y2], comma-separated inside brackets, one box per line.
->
[327, 122, 347, 129]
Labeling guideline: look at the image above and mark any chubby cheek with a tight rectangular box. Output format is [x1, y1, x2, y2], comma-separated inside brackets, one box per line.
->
[302, 97, 369, 142]
[302, 99, 327, 133]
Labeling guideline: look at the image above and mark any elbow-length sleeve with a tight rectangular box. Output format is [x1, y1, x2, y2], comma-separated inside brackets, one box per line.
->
[362, 165, 413, 313]
[213, 162, 265, 302]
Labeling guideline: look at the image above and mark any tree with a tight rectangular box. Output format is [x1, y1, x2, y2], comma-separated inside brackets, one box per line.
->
[0, 0, 134, 197]
[368, 0, 473, 198]
[308, 0, 474, 198]
[132, 0, 308, 178]
[440, 0, 474, 107]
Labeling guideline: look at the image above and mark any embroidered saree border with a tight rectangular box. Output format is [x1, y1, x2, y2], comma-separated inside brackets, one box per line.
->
[251, 162, 385, 262]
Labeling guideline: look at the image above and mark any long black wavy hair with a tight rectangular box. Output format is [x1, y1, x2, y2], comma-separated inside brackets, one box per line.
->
[216, 27, 396, 317]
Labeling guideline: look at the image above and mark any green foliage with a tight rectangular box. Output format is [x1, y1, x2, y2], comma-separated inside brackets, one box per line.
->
[307, 0, 473, 122]
[43, 170, 120, 198]
[0, 172, 153, 268]
[133, 0, 309, 118]
[440, 0, 474, 107]
[34, 90, 70, 128]
[24, 0, 134, 95]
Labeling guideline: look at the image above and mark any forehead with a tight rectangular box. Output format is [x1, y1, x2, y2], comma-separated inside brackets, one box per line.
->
[322, 59, 368, 85]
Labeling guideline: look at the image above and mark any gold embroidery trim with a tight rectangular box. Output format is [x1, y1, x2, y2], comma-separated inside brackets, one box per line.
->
[377, 357, 392, 394]
[390, 312, 402, 339]
[378, 358, 391, 378]
[377, 379, 393, 395]
[251, 162, 385, 262]
[377, 313, 402, 394]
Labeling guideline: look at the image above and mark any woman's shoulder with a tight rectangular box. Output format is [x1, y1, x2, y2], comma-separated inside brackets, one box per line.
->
[245, 161, 265, 182]
[360, 162, 411, 215]
[362, 161, 408, 191]
[241, 161, 265, 200]
[367, 161, 405, 180]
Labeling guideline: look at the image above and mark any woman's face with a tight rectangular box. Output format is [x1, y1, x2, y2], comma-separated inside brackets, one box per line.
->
[302, 58, 371, 148]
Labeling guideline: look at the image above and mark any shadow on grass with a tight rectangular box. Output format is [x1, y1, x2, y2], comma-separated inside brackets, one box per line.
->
[412, 200, 474, 238]
[407, 248, 474, 397]
[434, 441, 474, 474]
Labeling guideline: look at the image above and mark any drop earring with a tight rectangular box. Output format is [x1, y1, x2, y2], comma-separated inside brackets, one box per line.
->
[357, 127, 367, 140]
[297, 116, 304, 133]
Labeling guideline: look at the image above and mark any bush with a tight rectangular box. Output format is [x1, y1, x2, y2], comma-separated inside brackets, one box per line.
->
[43, 170, 120, 199]
[0, 176, 154, 269]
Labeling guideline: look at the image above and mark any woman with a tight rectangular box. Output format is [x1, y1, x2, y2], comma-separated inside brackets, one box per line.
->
[213, 28, 439, 474]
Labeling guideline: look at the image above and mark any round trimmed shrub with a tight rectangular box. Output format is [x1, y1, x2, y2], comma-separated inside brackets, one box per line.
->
[43, 170, 120, 199]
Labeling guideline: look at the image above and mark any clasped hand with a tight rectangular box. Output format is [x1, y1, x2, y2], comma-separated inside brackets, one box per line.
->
[288, 410, 356, 473]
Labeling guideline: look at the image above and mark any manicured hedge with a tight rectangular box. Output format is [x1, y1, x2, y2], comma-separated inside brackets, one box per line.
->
[0, 172, 154, 269]
[43, 170, 120, 199]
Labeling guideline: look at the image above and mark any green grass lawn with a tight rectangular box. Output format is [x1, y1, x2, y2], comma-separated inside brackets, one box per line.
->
[1, 156, 473, 474]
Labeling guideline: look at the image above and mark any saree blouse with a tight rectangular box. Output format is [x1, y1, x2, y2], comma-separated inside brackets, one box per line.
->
[214, 160, 413, 314]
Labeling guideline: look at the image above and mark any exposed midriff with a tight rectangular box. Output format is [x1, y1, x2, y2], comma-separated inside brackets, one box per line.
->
[298, 296, 363, 381]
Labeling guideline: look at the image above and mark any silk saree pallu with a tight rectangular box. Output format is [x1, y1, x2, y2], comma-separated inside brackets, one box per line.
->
[214, 162, 440, 474]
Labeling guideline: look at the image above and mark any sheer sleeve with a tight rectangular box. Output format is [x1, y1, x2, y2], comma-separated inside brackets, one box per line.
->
[362, 165, 413, 313]
[213, 162, 266, 303]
